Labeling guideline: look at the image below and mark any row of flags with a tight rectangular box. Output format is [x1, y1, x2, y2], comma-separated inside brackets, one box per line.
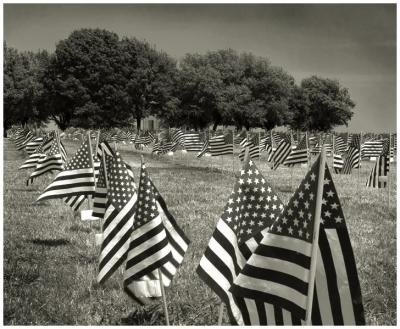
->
[10, 125, 391, 325]
[11, 129, 191, 305]
[12, 126, 395, 194]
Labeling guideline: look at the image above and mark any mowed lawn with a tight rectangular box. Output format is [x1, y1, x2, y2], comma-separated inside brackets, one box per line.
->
[3, 138, 397, 325]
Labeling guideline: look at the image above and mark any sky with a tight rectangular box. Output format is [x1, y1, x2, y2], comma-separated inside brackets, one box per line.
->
[3, 3, 397, 132]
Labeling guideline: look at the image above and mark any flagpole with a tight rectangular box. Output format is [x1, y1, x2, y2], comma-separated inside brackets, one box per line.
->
[388, 132, 391, 212]
[290, 130, 293, 191]
[305, 146, 326, 325]
[217, 303, 224, 325]
[87, 130, 95, 217]
[232, 129, 235, 176]
[158, 268, 170, 325]
[95, 129, 100, 156]
[332, 132, 335, 170]
[357, 132, 362, 195]
[306, 131, 310, 169]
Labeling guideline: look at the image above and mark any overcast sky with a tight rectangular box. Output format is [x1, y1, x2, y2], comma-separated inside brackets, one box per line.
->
[3, 3, 396, 132]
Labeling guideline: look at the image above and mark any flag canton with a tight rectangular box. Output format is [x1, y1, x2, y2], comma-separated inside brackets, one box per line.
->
[47, 139, 60, 156]
[270, 157, 320, 242]
[107, 154, 136, 210]
[134, 164, 159, 229]
[66, 139, 92, 170]
[320, 165, 346, 228]
[221, 159, 284, 244]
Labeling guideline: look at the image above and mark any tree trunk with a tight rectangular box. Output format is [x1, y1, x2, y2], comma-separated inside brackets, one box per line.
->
[136, 116, 141, 130]
[212, 121, 219, 131]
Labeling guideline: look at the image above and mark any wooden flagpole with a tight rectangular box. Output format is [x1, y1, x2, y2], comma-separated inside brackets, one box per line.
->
[158, 269, 170, 325]
[217, 303, 224, 326]
[232, 129, 235, 175]
[332, 132, 335, 170]
[86, 130, 96, 228]
[306, 131, 310, 169]
[388, 132, 391, 212]
[357, 132, 363, 194]
[290, 130, 294, 191]
[305, 145, 326, 325]
[95, 129, 100, 156]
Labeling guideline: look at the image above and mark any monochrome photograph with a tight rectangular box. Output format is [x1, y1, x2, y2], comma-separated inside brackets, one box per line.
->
[2, 2, 396, 325]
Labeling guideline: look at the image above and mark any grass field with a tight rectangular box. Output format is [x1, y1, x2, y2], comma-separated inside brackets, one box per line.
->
[3, 138, 397, 325]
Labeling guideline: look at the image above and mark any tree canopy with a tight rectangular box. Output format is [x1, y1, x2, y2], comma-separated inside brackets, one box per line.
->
[289, 76, 355, 132]
[4, 29, 356, 132]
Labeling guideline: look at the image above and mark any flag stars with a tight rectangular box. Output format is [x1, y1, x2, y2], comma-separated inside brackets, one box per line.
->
[335, 216, 343, 223]
[327, 190, 335, 197]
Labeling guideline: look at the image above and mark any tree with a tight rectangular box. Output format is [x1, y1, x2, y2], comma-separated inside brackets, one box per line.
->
[4, 43, 49, 136]
[289, 76, 355, 131]
[173, 49, 295, 130]
[119, 37, 178, 129]
[40, 28, 127, 130]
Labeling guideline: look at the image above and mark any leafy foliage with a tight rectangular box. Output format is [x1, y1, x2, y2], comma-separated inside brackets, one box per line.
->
[289, 76, 355, 131]
[4, 43, 50, 134]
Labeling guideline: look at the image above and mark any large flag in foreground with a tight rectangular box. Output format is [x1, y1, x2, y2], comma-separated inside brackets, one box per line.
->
[97, 153, 137, 284]
[36, 137, 95, 202]
[196, 157, 284, 324]
[123, 162, 172, 293]
[231, 155, 322, 320]
[124, 173, 190, 303]
[230, 156, 365, 325]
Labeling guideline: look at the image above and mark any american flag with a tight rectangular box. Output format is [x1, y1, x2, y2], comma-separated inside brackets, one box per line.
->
[183, 132, 203, 152]
[271, 135, 292, 170]
[124, 177, 190, 303]
[25, 136, 44, 154]
[366, 139, 390, 188]
[97, 153, 137, 284]
[123, 162, 172, 289]
[197, 137, 210, 158]
[230, 155, 322, 321]
[36, 137, 96, 202]
[92, 144, 114, 219]
[342, 134, 361, 174]
[171, 128, 185, 147]
[196, 157, 284, 325]
[284, 134, 309, 167]
[230, 158, 365, 325]
[63, 195, 86, 212]
[238, 134, 260, 161]
[234, 131, 247, 145]
[209, 132, 234, 156]
[334, 135, 347, 154]
[333, 154, 344, 174]
[26, 137, 66, 186]
[15, 130, 34, 150]
[19, 134, 54, 170]
[361, 139, 385, 159]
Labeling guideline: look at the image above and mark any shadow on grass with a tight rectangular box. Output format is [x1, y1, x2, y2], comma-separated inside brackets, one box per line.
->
[29, 238, 70, 246]
[120, 304, 164, 325]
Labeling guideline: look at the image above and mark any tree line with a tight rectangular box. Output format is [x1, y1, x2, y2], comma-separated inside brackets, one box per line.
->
[4, 28, 355, 134]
